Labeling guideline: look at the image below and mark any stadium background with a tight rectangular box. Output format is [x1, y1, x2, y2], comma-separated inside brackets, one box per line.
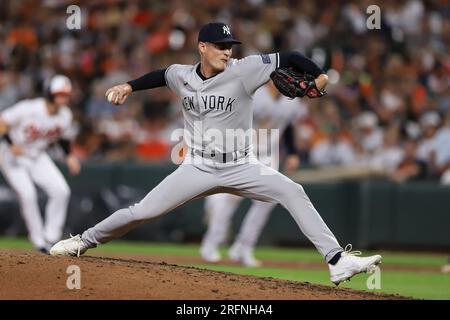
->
[0, 0, 449, 300]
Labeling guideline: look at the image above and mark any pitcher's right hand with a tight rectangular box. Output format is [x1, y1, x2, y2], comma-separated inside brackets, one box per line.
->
[105, 83, 132, 105]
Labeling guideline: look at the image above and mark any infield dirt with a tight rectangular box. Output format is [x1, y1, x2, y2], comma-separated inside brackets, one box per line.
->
[0, 250, 410, 300]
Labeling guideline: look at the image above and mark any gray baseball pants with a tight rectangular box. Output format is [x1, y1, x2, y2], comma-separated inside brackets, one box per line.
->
[82, 153, 342, 262]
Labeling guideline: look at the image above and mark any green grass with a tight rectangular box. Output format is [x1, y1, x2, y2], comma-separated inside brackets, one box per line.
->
[2, 237, 445, 267]
[1, 237, 449, 300]
[188, 265, 449, 300]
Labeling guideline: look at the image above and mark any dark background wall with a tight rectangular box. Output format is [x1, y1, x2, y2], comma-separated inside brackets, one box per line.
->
[0, 162, 449, 250]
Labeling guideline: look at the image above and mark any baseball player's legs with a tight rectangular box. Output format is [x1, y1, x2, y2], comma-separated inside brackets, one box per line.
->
[200, 193, 242, 261]
[29, 153, 70, 244]
[0, 162, 46, 248]
[81, 162, 221, 247]
[227, 154, 278, 266]
[221, 158, 342, 262]
[229, 199, 275, 264]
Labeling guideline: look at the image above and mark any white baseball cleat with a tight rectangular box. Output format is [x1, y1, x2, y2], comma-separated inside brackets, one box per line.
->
[228, 244, 262, 267]
[49, 234, 89, 257]
[328, 244, 382, 286]
[200, 245, 222, 263]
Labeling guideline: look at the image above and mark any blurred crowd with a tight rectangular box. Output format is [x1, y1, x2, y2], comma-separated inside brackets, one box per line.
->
[0, 0, 449, 183]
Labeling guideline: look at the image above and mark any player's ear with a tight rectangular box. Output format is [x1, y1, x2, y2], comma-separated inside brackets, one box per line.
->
[198, 42, 206, 54]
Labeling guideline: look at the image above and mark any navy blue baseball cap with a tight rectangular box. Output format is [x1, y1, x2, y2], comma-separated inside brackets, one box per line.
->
[198, 22, 241, 44]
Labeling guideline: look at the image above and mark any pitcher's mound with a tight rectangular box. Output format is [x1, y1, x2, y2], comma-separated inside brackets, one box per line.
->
[0, 250, 408, 300]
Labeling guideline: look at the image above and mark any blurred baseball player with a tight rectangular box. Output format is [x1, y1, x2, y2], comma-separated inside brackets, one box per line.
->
[0, 75, 80, 253]
[200, 81, 306, 267]
[51, 22, 382, 285]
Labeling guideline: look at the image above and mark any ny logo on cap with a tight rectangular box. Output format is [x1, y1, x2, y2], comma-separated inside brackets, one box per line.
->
[223, 25, 231, 35]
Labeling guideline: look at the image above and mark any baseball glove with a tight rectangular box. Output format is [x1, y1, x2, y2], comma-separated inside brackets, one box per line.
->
[270, 67, 326, 99]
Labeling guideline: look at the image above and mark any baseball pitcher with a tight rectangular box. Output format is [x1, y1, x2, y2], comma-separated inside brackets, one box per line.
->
[50, 23, 381, 285]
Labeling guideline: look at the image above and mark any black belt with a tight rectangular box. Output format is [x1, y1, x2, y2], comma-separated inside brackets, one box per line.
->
[190, 149, 249, 163]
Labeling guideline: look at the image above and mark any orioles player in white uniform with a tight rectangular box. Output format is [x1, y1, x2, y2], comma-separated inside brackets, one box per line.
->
[0, 75, 80, 253]
[200, 81, 306, 267]
[51, 23, 381, 285]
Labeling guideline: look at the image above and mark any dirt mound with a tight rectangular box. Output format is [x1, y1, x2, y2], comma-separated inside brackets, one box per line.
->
[0, 250, 408, 300]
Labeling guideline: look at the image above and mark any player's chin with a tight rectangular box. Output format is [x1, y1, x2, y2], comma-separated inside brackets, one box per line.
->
[216, 60, 228, 70]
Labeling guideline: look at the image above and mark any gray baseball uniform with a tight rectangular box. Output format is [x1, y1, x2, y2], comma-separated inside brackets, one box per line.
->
[81, 53, 343, 262]
[201, 84, 308, 254]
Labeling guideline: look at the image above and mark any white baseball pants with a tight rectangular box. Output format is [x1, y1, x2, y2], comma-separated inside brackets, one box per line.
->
[0, 149, 70, 248]
[201, 193, 275, 252]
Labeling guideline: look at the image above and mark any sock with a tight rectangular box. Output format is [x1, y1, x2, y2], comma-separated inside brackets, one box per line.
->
[328, 251, 342, 265]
